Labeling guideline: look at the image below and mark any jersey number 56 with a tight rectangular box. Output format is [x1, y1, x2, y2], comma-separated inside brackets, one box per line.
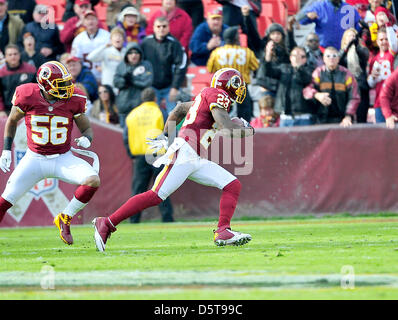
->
[31, 115, 69, 145]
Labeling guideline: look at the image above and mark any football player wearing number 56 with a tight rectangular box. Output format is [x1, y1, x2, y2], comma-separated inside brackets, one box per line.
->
[0, 61, 100, 246]
[93, 68, 255, 252]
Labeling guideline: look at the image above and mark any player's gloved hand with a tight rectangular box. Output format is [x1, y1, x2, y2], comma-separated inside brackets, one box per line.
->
[146, 133, 168, 154]
[0, 150, 12, 173]
[75, 136, 91, 149]
[239, 117, 250, 127]
[240, 117, 255, 135]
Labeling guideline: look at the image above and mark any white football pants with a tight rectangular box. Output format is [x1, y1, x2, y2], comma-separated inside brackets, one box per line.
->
[152, 142, 236, 200]
[2, 149, 98, 205]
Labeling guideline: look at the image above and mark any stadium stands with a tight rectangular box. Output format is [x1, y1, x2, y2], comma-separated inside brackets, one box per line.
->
[186, 66, 213, 97]
[285, 0, 301, 16]
[258, 0, 288, 37]
[140, 3, 162, 20]
[94, 1, 108, 27]
[142, 0, 163, 4]
[35, 0, 109, 27]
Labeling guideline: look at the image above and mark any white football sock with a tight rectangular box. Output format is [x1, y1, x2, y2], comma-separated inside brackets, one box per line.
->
[63, 197, 86, 217]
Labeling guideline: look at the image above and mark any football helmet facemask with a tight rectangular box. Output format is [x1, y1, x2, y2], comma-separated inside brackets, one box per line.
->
[210, 68, 246, 103]
[37, 61, 74, 99]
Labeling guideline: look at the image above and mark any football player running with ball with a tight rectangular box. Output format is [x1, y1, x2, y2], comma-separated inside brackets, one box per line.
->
[93, 68, 255, 251]
[0, 61, 100, 245]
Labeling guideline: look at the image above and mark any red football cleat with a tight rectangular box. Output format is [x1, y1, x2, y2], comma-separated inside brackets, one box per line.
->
[213, 228, 252, 246]
[92, 217, 116, 252]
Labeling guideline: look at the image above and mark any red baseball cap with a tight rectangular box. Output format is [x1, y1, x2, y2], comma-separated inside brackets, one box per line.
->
[83, 9, 97, 18]
[208, 7, 222, 18]
[0, 0, 7, 4]
[66, 56, 81, 63]
[75, 0, 91, 6]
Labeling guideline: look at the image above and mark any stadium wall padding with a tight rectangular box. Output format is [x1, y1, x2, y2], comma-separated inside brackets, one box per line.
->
[1, 117, 397, 227]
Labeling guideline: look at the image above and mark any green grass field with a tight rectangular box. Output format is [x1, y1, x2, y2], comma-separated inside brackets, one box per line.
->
[1, 215, 398, 300]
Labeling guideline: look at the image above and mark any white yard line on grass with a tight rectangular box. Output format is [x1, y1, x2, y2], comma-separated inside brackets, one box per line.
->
[0, 271, 397, 289]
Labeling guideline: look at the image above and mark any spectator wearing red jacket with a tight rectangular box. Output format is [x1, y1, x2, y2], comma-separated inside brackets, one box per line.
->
[60, 0, 107, 53]
[145, 0, 193, 53]
[379, 67, 398, 128]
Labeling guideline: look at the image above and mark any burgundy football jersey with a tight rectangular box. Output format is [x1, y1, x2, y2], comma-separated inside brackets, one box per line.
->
[179, 87, 232, 155]
[12, 83, 87, 155]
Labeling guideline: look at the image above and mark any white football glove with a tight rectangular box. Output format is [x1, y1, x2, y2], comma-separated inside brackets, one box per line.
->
[0, 150, 11, 173]
[240, 117, 255, 135]
[239, 117, 250, 127]
[146, 133, 168, 154]
[75, 136, 91, 149]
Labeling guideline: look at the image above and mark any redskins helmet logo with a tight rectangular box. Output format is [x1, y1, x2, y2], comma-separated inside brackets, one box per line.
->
[228, 75, 242, 89]
[39, 66, 52, 80]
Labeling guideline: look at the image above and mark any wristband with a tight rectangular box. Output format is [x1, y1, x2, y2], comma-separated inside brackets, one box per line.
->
[3, 137, 13, 151]
[84, 135, 93, 143]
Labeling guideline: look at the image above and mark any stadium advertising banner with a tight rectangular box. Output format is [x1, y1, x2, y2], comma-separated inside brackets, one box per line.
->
[1, 118, 398, 227]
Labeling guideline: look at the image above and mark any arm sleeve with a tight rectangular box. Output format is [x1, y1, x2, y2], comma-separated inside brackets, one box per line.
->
[87, 43, 107, 62]
[303, 68, 321, 100]
[207, 88, 230, 111]
[0, 80, 4, 112]
[345, 72, 360, 115]
[171, 43, 188, 89]
[242, 15, 262, 54]
[386, 25, 398, 54]
[113, 63, 129, 89]
[11, 86, 25, 111]
[295, 0, 318, 21]
[367, 58, 377, 88]
[60, 19, 77, 44]
[298, 0, 320, 25]
[380, 72, 396, 119]
[179, 13, 193, 51]
[189, 26, 211, 56]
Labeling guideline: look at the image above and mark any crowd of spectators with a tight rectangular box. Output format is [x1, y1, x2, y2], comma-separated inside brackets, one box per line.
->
[2, 0, 398, 225]
[1, 0, 398, 130]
